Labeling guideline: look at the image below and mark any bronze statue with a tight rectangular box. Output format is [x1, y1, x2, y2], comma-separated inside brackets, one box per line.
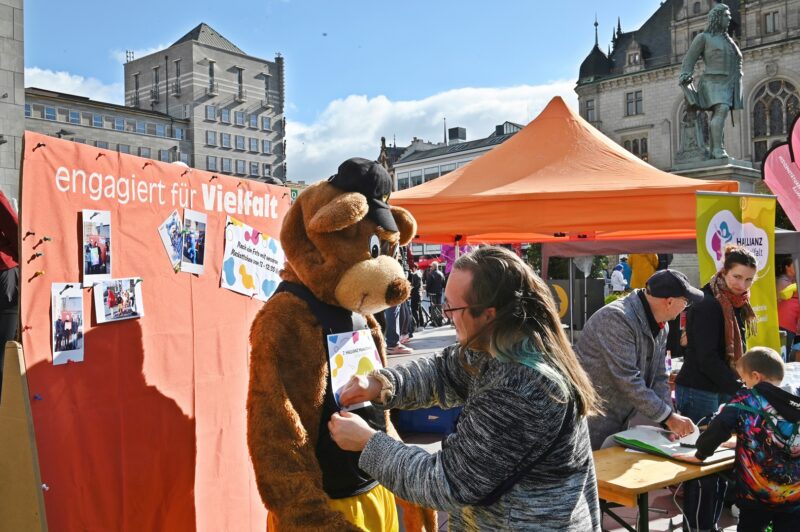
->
[679, 2, 742, 159]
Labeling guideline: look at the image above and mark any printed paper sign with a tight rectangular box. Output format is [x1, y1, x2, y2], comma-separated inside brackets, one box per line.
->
[82, 209, 112, 287]
[181, 209, 207, 275]
[157, 209, 183, 272]
[326, 329, 383, 410]
[93, 278, 145, 324]
[51, 283, 84, 365]
[220, 216, 284, 301]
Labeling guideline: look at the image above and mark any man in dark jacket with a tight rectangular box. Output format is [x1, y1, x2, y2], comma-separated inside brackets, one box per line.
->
[425, 262, 445, 327]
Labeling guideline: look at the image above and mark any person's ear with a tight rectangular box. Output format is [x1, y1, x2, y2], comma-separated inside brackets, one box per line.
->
[483, 306, 496, 322]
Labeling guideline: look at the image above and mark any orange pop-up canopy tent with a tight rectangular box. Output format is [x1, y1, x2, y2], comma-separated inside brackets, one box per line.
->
[392, 97, 738, 244]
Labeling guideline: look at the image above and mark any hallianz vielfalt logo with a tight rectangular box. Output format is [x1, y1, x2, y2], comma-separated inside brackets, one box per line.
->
[705, 210, 769, 273]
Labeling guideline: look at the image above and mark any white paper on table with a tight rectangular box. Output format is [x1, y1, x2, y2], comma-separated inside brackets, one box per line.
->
[679, 424, 701, 446]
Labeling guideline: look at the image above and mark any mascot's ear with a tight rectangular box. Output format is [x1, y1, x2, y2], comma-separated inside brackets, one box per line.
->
[391, 206, 417, 246]
[308, 192, 369, 233]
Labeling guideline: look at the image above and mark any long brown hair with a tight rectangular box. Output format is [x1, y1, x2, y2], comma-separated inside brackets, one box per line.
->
[453, 246, 599, 416]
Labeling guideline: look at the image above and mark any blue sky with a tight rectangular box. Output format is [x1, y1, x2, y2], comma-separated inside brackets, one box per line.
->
[24, 0, 661, 181]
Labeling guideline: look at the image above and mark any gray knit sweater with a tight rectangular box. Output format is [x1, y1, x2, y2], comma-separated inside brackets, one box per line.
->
[359, 344, 601, 531]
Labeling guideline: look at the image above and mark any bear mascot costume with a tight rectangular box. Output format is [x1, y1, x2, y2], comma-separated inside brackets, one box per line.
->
[247, 158, 436, 531]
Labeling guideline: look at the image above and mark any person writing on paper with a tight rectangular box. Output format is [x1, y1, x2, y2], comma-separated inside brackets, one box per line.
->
[575, 269, 701, 450]
[328, 246, 602, 530]
[676, 347, 800, 532]
[675, 244, 757, 531]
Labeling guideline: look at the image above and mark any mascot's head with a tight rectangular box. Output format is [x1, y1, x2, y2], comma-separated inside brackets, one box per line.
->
[280, 157, 417, 314]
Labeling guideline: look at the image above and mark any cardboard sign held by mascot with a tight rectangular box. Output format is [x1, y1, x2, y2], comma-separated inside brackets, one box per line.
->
[247, 158, 436, 531]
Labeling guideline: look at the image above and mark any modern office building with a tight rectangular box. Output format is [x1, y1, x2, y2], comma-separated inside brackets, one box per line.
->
[25, 87, 191, 163]
[123, 23, 285, 182]
[0, 0, 24, 202]
[575, 0, 800, 170]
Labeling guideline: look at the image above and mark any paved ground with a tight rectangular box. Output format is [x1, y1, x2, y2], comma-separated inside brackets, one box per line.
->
[388, 325, 740, 531]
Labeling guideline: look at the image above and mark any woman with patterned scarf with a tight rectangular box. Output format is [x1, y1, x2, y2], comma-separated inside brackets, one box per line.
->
[676, 244, 757, 532]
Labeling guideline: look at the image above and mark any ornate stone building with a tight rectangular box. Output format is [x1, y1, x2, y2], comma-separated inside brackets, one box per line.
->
[575, 0, 800, 175]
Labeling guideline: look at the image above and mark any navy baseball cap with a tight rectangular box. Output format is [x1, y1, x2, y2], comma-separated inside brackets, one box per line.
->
[328, 157, 397, 232]
[646, 269, 704, 304]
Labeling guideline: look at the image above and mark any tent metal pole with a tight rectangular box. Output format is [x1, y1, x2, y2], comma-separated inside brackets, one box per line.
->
[569, 258, 575, 344]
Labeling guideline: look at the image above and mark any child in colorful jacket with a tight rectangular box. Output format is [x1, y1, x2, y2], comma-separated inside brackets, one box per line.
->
[677, 347, 800, 531]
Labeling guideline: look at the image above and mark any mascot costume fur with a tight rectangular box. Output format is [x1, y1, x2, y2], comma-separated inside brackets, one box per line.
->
[247, 158, 436, 531]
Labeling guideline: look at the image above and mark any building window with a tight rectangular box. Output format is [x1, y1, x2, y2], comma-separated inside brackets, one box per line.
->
[262, 139, 271, 154]
[249, 114, 258, 128]
[235, 111, 246, 126]
[424, 167, 439, 182]
[261, 116, 271, 130]
[205, 105, 217, 121]
[174, 126, 185, 140]
[221, 133, 231, 148]
[118, 144, 131, 154]
[24, 103, 31, 117]
[207, 156, 218, 171]
[250, 162, 259, 176]
[627, 52, 640, 66]
[693, 2, 701, 15]
[622, 136, 649, 161]
[752, 79, 800, 162]
[263, 163, 272, 177]
[136, 121, 146, 134]
[235, 160, 246, 174]
[220, 108, 230, 123]
[155, 124, 166, 137]
[139, 147, 151, 158]
[206, 130, 217, 146]
[174, 59, 181, 80]
[96, 141, 109, 149]
[112, 117, 123, 131]
[237, 68, 244, 97]
[159, 149, 170, 162]
[208, 61, 215, 86]
[44, 107, 57, 121]
[153, 67, 159, 88]
[410, 170, 423, 187]
[146, 122, 157, 136]
[66, 110, 79, 124]
[625, 90, 643, 116]
[235, 135, 245, 150]
[439, 163, 456, 176]
[764, 11, 779, 35]
[585, 99, 596, 122]
[248, 138, 258, 152]
[180, 153, 189, 165]
[221, 157, 232, 173]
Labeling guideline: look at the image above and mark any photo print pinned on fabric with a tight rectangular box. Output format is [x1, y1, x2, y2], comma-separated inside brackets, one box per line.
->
[51, 282, 84, 365]
[82, 209, 112, 287]
[181, 209, 208, 275]
[220, 216, 285, 301]
[157, 209, 183, 272]
[93, 277, 145, 324]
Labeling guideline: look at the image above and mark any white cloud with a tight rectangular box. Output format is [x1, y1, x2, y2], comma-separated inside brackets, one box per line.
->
[25, 67, 124, 104]
[109, 44, 171, 64]
[286, 80, 578, 183]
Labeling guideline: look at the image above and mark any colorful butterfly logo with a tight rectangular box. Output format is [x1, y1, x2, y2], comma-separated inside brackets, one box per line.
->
[245, 229, 261, 244]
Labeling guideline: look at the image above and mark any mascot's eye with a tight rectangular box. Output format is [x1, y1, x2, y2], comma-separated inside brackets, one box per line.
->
[369, 235, 380, 259]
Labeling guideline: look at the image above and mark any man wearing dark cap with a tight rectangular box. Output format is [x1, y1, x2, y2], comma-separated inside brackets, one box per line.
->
[575, 269, 702, 449]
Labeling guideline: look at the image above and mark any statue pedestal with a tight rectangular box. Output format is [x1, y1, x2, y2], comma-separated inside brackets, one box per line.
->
[671, 158, 760, 193]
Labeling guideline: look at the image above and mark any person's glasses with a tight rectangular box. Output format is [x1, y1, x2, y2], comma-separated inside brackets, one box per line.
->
[442, 304, 477, 318]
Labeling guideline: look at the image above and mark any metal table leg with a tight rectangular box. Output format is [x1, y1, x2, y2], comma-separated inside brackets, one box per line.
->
[638, 493, 649, 532]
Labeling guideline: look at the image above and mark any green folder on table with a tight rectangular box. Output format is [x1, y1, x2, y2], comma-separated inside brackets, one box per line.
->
[613, 426, 735, 464]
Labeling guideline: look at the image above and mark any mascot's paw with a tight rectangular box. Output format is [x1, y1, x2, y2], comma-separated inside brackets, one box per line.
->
[397, 497, 438, 532]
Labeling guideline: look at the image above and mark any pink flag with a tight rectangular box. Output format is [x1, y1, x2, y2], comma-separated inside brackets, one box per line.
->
[791, 115, 800, 162]
[762, 143, 800, 230]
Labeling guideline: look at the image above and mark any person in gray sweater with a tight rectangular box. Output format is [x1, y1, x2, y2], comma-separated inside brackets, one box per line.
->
[329, 246, 602, 531]
[575, 269, 701, 450]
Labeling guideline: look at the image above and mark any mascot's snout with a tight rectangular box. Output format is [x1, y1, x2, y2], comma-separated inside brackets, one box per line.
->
[335, 255, 410, 314]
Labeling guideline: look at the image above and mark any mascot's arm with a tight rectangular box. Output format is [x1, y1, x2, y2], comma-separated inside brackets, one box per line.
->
[248, 295, 362, 531]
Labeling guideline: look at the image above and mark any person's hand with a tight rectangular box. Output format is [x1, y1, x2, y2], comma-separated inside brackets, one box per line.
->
[680, 330, 688, 347]
[338, 374, 381, 407]
[665, 413, 696, 439]
[328, 411, 376, 452]
[673, 452, 703, 464]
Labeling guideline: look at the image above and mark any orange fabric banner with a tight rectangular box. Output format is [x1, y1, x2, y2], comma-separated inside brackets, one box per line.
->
[19, 132, 288, 530]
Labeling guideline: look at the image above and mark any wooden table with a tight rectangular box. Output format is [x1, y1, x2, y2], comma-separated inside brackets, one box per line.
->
[594, 447, 734, 532]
